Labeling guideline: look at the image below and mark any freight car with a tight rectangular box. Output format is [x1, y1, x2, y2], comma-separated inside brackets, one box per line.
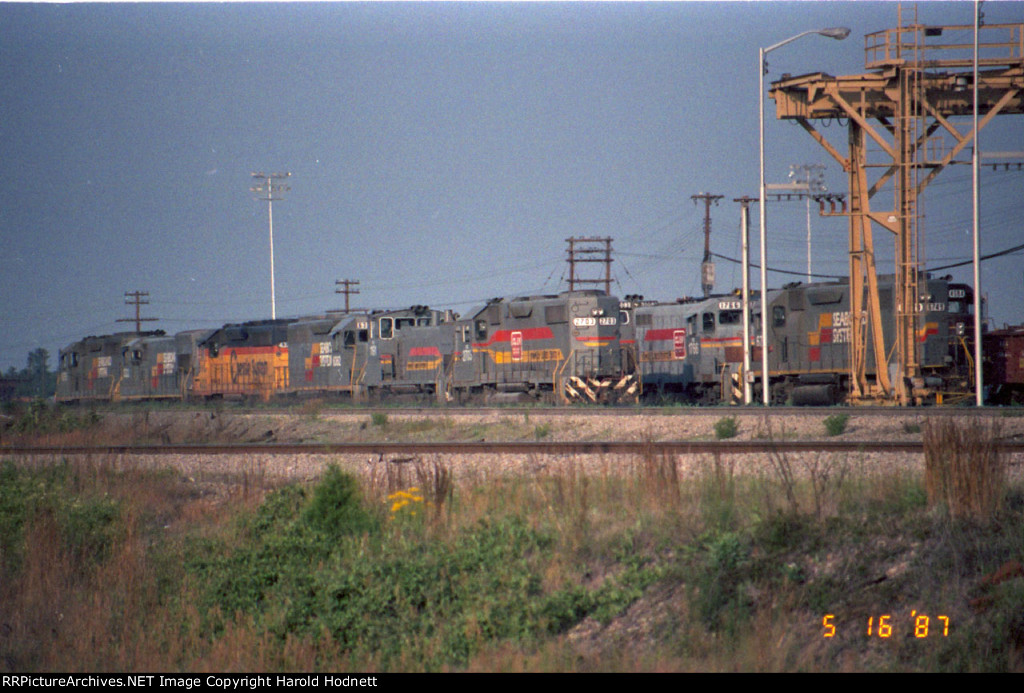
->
[629, 275, 974, 405]
[984, 325, 1024, 404]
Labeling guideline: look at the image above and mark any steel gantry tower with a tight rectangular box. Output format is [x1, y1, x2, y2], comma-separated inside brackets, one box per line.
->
[769, 17, 1024, 404]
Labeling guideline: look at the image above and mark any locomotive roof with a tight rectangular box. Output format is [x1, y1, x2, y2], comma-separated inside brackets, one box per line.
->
[61, 330, 167, 352]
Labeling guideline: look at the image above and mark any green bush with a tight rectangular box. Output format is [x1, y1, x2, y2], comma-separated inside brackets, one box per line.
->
[823, 413, 849, 437]
[370, 412, 388, 428]
[302, 466, 378, 539]
[714, 416, 739, 440]
[693, 531, 751, 637]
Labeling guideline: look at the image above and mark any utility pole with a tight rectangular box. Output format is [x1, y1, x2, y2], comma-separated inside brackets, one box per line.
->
[116, 291, 158, 333]
[250, 171, 291, 320]
[565, 237, 613, 294]
[691, 192, 724, 297]
[733, 196, 759, 405]
[334, 279, 361, 313]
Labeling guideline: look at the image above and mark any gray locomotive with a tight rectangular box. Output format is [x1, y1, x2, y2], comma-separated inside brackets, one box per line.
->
[56, 290, 636, 404]
[627, 275, 974, 405]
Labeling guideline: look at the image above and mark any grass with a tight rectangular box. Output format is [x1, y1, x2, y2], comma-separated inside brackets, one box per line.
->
[2, 418, 1022, 672]
[714, 416, 739, 440]
[823, 413, 849, 437]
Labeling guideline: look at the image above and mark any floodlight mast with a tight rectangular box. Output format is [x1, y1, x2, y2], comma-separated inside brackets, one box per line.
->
[758, 27, 850, 406]
[250, 172, 291, 320]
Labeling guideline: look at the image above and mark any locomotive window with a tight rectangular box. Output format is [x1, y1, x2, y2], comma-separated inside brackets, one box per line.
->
[359, 330, 368, 342]
[509, 302, 533, 319]
[343, 331, 356, 347]
[416, 317, 431, 327]
[719, 310, 741, 325]
[380, 317, 394, 340]
[702, 312, 715, 333]
[773, 306, 786, 327]
[395, 318, 416, 330]
[475, 320, 488, 342]
[545, 305, 568, 324]
[636, 313, 652, 327]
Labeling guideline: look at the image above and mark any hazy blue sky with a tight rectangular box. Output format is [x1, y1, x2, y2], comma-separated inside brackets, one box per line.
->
[2, 1, 1022, 372]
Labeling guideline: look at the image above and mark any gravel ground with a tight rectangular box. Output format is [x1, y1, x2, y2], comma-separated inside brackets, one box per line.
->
[10, 409, 1023, 493]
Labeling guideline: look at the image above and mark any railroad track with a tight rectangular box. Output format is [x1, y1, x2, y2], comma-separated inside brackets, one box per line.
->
[5, 440, 1024, 456]
[77, 404, 1024, 418]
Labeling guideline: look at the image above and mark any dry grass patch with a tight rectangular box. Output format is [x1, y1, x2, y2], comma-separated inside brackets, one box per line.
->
[924, 418, 1006, 521]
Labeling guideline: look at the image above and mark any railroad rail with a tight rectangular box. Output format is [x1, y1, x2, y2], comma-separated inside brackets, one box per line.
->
[69, 403, 1024, 418]
[4, 440, 1024, 456]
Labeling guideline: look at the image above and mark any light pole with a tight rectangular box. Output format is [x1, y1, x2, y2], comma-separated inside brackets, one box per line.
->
[972, 0, 983, 406]
[250, 172, 291, 320]
[789, 163, 827, 283]
[759, 27, 849, 405]
[734, 196, 758, 405]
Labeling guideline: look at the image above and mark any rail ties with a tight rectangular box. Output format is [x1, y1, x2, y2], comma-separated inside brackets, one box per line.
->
[5, 440, 1024, 456]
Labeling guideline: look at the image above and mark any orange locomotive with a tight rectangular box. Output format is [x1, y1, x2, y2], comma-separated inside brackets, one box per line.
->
[190, 320, 293, 401]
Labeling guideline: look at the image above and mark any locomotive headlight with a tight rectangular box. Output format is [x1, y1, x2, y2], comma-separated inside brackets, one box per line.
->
[956, 322, 965, 337]
[591, 308, 605, 317]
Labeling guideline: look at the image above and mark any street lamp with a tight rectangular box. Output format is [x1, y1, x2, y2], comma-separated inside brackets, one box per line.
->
[758, 27, 850, 405]
[250, 172, 291, 320]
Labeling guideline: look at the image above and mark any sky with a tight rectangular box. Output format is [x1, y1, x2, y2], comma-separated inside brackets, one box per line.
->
[1, 1, 1022, 372]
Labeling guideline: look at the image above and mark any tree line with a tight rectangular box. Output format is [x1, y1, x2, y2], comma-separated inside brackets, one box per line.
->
[1, 348, 57, 400]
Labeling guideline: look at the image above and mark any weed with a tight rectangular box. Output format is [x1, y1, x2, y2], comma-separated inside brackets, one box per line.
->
[370, 412, 388, 428]
[298, 398, 325, 419]
[924, 418, 1005, 521]
[692, 531, 751, 638]
[714, 416, 739, 440]
[700, 453, 737, 532]
[823, 414, 849, 437]
[534, 423, 552, 440]
[902, 420, 922, 434]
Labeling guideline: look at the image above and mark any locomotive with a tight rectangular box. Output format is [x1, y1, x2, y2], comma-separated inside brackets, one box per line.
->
[626, 275, 975, 405]
[55, 276, 976, 406]
[55, 290, 637, 405]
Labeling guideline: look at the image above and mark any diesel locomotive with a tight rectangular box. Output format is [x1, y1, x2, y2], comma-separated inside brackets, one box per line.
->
[56, 276, 978, 406]
[56, 290, 638, 405]
[626, 275, 975, 406]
